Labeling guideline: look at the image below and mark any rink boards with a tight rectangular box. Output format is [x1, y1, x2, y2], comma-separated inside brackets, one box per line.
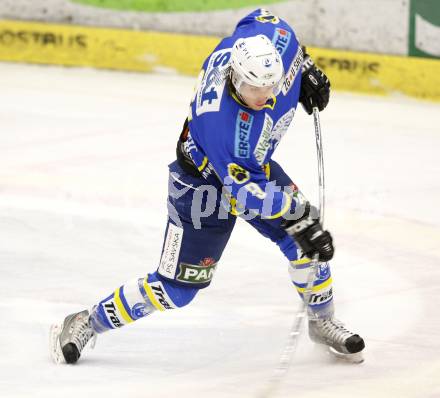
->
[1, 19, 440, 101]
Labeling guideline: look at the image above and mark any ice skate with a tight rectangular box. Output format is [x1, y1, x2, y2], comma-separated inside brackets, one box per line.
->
[50, 309, 96, 364]
[308, 318, 365, 363]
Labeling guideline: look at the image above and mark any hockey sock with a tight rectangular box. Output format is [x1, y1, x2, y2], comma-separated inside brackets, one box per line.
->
[89, 271, 199, 333]
[288, 259, 334, 318]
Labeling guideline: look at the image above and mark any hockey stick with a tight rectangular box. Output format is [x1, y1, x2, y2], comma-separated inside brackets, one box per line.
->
[258, 107, 324, 398]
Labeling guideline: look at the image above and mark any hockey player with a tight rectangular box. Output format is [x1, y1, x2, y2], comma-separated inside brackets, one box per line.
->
[50, 9, 365, 365]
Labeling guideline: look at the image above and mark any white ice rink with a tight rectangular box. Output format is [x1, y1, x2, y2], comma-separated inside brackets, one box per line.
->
[1, 62, 439, 398]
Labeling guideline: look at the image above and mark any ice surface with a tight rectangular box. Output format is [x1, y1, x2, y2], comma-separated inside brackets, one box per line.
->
[0, 63, 439, 398]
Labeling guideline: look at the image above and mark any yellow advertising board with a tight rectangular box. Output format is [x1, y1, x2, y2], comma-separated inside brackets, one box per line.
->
[1, 19, 439, 101]
[309, 47, 440, 101]
[0, 19, 219, 75]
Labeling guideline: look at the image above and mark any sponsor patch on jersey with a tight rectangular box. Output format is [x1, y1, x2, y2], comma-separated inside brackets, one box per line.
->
[281, 46, 304, 96]
[254, 113, 274, 165]
[177, 262, 218, 284]
[234, 110, 253, 158]
[227, 163, 250, 184]
[272, 28, 291, 56]
[158, 223, 183, 279]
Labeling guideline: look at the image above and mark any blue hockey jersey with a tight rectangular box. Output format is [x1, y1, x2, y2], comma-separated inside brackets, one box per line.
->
[186, 9, 304, 224]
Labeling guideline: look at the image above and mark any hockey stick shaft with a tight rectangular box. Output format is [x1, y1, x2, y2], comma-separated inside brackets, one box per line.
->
[258, 107, 325, 398]
[304, 107, 325, 317]
[312, 107, 325, 225]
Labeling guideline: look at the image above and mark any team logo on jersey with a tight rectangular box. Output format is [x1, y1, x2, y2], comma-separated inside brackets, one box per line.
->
[227, 163, 250, 184]
[177, 262, 217, 284]
[282, 46, 303, 96]
[254, 113, 274, 165]
[272, 28, 291, 56]
[255, 9, 280, 24]
[234, 110, 253, 158]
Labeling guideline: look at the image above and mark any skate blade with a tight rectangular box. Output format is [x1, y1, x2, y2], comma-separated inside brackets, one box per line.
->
[328, 347, 364, 364]
[49, 323, 65, 364]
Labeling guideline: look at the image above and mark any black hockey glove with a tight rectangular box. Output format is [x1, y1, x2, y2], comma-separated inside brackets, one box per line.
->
[299, 51, 330, 115]
[281, 202, 334, 262]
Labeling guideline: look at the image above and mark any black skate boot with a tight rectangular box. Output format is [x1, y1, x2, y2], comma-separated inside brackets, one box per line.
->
[308, 317, 365, 363]
[50, 309, 96, 364]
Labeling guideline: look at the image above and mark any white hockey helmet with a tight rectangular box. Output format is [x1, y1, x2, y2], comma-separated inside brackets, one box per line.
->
[230, 35, 284, 94]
